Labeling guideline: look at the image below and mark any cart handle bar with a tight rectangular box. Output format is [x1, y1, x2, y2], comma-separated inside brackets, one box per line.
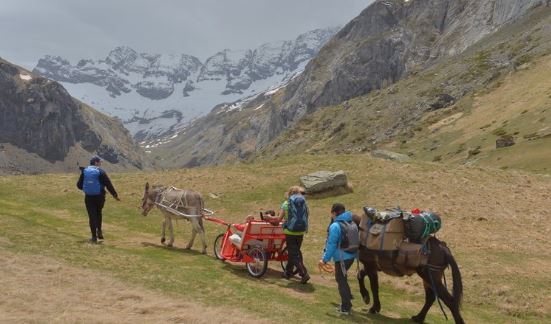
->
[154, 204, 215, 218]
[204, 216, 230, 226]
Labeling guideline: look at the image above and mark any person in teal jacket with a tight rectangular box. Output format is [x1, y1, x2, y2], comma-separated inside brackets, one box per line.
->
[319, 203, 357, 315]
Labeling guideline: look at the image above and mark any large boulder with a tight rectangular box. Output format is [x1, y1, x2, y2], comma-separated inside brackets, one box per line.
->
[300, 170, 349, 194]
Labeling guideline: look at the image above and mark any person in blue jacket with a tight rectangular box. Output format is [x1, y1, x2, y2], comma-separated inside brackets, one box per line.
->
[319, 203, 358, 315]
[77, 156, 120, 243]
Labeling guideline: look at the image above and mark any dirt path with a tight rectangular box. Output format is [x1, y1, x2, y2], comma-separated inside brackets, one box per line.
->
[0, 242, 269, 323]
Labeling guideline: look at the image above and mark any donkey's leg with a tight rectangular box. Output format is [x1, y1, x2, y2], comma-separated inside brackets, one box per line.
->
[161, 218, 167, 244]
[167, 217, 174, 247]
[185, 219, 198, 250]
[433, 278, 465, 324]
[367, 267, 381, 314]
[357, 266, 371, 305]
[185, 228, 196, 250]
[198, 219, 207, 254]
[412, 281, 435, 323]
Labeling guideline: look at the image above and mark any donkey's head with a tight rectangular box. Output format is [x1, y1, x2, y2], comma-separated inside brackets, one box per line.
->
[141, 182, 158, 216]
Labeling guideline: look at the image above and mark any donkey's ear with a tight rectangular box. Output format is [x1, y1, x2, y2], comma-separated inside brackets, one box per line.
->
[145, 182, 149, 191]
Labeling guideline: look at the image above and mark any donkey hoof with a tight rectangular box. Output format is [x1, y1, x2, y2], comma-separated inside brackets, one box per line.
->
[368, 306, 380, 314]
[167, 243, 173, 248]
[161, 238, 166, 244]
[184, 245, 192, 250]
[411, 315, 424, 323]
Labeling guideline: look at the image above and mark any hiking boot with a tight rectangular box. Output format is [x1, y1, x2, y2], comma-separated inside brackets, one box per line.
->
[300, 273, 310, 284]
[282, 272, 291, 279]
[89, 237, 97, 244]
[336, 308, 351, 315]
[97, 230, 104, 240]
[335, 305, 351, 315]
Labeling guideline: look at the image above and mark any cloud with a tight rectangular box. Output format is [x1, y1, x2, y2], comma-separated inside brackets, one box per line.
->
[0, 0, 373, 69]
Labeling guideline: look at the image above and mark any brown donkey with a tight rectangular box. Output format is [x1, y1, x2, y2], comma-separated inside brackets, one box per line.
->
[353, 210, 464, 324]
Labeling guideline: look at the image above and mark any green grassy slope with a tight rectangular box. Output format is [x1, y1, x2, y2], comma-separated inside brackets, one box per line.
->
[1, 155, 550, 322]
[396, 55, 551, 173]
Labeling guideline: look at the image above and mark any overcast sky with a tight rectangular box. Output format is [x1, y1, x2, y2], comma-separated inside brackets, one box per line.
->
[1, 0, 373, 69]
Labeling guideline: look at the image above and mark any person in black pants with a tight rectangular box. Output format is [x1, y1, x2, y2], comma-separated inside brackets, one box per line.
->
[319, 203, 358, 315]
[77, 156, 120, 243]
[266, 186, 310, 284]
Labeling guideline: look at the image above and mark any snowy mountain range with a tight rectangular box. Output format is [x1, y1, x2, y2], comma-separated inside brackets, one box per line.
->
[33, 27, 339, 141]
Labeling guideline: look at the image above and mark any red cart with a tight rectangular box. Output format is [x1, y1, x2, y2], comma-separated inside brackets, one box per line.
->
[206, 216, 289, 278]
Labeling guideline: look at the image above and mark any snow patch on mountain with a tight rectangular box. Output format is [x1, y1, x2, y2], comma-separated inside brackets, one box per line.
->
[33, 27, 339, 141]
[19, 74, 32, 81]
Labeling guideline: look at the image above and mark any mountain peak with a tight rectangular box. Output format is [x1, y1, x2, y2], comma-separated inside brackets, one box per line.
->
[33, 27, 339, 141]
[104, 46, 140, 71]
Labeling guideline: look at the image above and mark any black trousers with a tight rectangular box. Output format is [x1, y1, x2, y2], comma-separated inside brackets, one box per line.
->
[285, 234, 307, 277]
[335, 258, 355, 311]
[85, 195, 105, 238]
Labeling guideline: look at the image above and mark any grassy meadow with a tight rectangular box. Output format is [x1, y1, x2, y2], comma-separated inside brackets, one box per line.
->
[1, 154, 550, 323]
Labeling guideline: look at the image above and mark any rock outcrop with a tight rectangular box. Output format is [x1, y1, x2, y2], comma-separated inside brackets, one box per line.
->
[257, 0, 549, 147]
[496, 135, 516, 148]
[0, 58, 148, 174]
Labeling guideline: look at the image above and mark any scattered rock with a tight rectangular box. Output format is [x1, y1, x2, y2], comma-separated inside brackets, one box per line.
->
[299, 170, 349, 195]
[429, 93, 455, 110]
[496, 135, 515, 148]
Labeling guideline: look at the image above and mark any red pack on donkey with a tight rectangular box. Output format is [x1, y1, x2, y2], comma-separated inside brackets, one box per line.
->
[356, 206, 464, 324]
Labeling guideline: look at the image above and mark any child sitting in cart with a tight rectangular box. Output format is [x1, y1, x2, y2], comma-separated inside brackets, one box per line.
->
[229, 210, 276, 246]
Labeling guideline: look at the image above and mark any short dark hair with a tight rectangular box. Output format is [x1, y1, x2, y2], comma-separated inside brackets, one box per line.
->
[90, 155, 102, 165]
[331, 203, 345, 214]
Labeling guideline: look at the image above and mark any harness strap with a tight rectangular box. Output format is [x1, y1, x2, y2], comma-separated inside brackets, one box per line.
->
[428, 267, 449, 321]
[154, 187, 165, 204]
[379, 223, 387, 251]
[182, 190, 188, 208]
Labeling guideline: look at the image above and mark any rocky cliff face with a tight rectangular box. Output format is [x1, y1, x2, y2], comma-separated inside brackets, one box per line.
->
[258, 0, 550, 147]
[0, 58, 148, 174]
[151, 0, 550, 168]
[33, 28, 338, 140]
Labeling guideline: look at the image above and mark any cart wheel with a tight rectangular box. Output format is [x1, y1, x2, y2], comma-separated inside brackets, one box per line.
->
[280, 247, 299, 276]
[246, 247, 268, 278]
[213, 233, 225, 260]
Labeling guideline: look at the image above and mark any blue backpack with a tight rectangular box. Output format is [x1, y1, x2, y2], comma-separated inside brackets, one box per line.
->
[83, 166, 102, 195]
[284, 194, 308, 232]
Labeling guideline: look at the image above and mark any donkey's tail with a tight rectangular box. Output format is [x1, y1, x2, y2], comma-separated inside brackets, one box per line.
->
[444, 245, 463, 307]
